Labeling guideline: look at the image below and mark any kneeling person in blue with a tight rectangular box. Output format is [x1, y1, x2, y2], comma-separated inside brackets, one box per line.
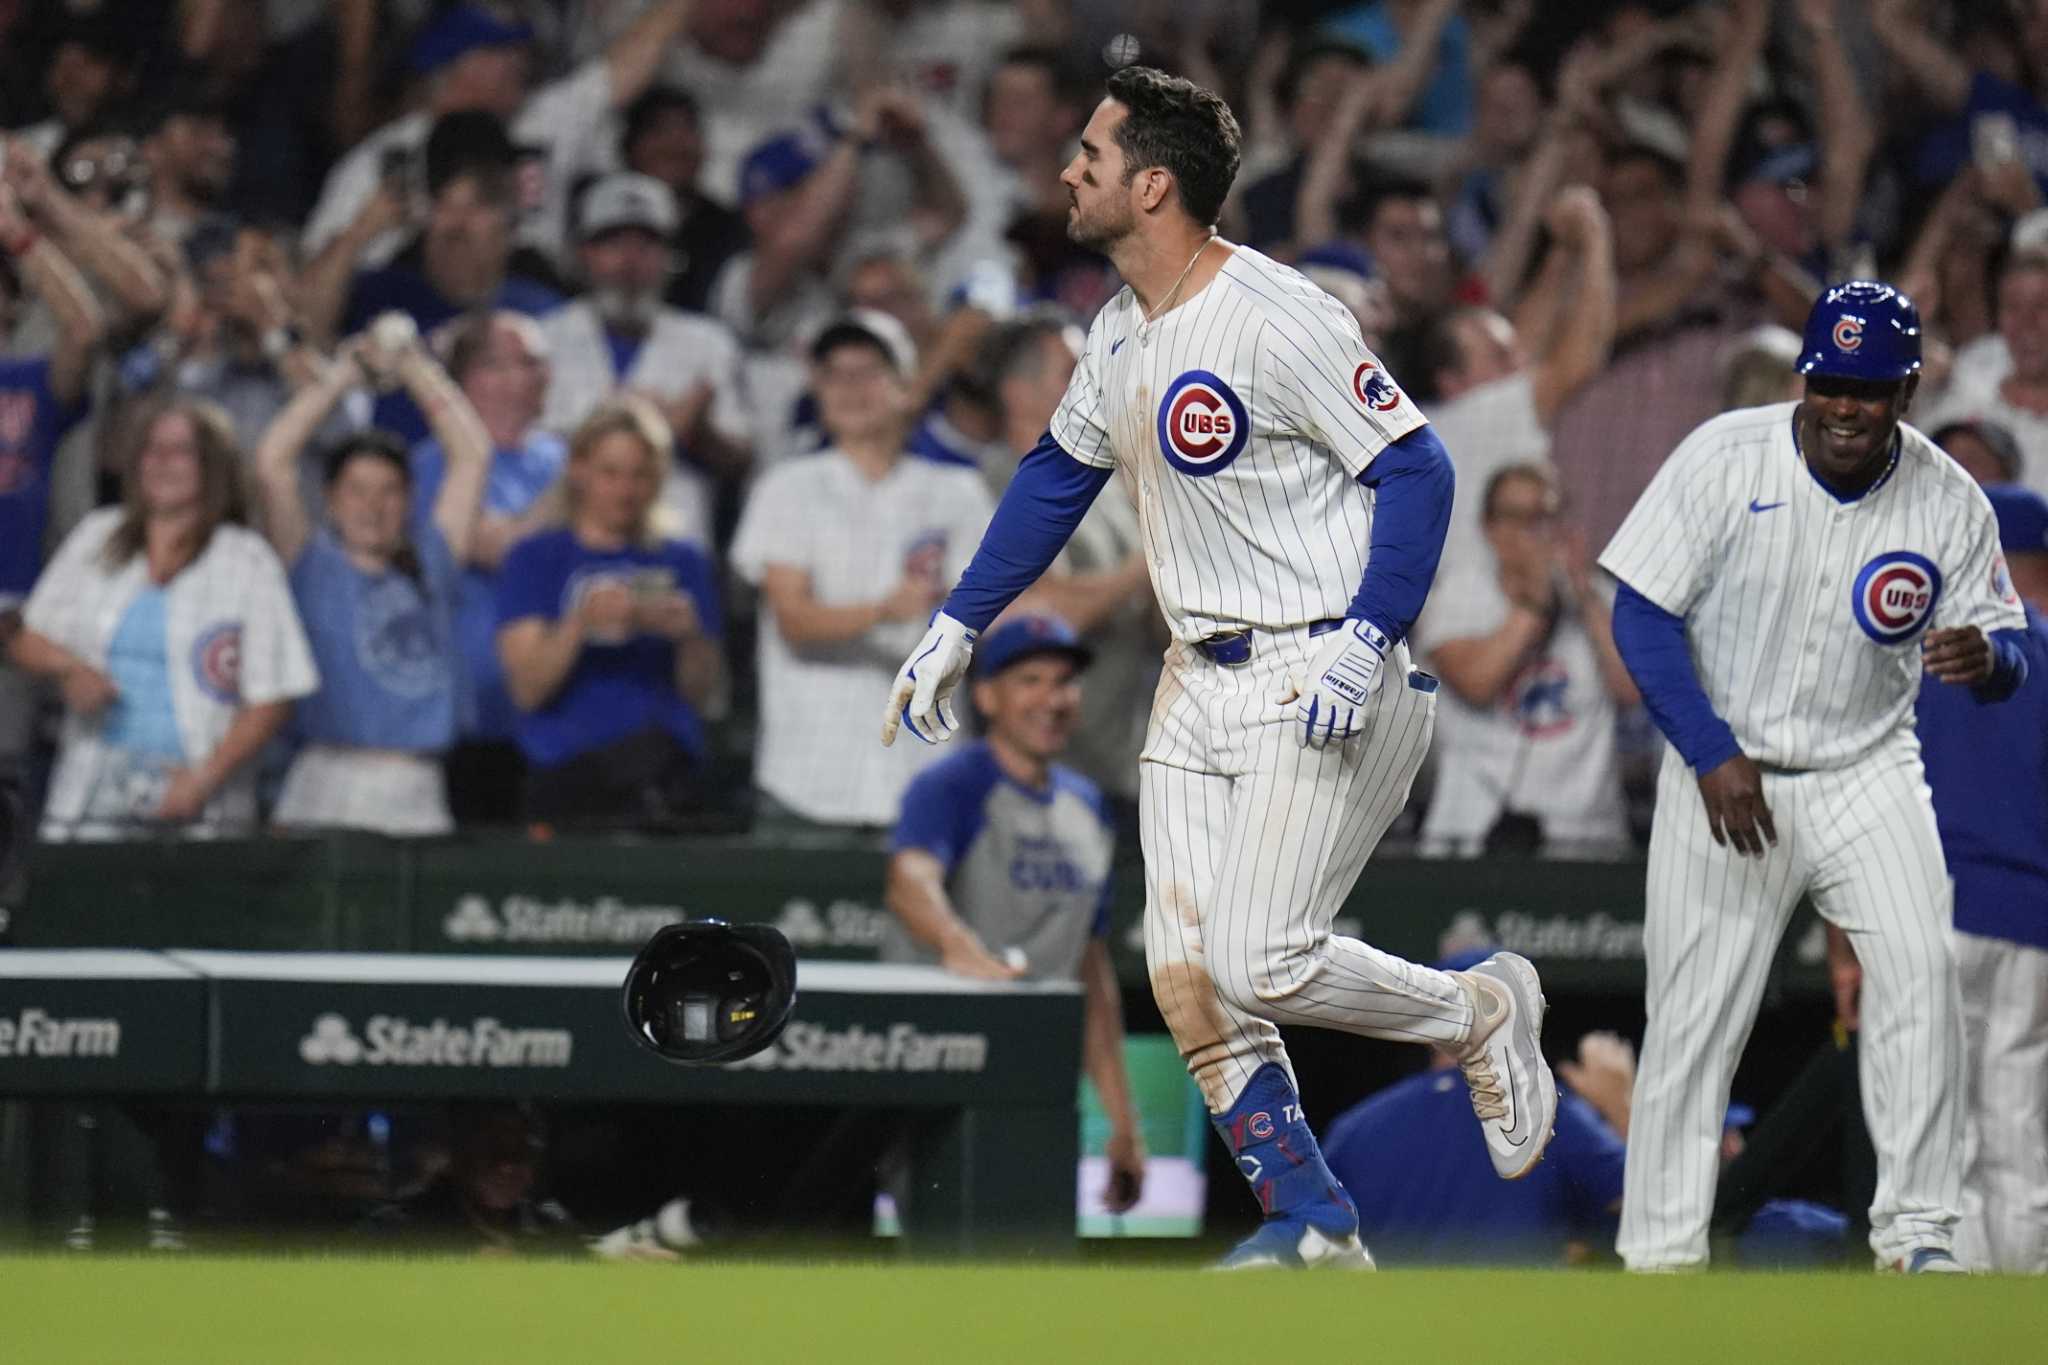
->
[884, 614, 1145, 1210]
[495, 397, 723, 826]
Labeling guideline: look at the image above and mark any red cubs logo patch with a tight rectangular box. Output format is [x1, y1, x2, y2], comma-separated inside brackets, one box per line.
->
[1833, 317, 1865, 352]
[1156, 370, 1249, 476]
[1851, 551, 1942, 644]
[191, 622, 243, 703]
[1993, 549, 2021, 607]
[1352, 361, 1403, 413]
[1246, 1111, 1276, 1141]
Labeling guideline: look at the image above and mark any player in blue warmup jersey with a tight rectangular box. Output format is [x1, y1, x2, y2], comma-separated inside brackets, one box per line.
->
[884, 613, 1144, 1211]
[1908, 482, 2048, 1272]
[882, 64, 1556, 1269]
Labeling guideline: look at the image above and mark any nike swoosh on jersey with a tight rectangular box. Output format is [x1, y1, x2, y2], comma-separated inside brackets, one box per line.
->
[1748, 499, 1787, 513]
[1110, 337, 1126, 355]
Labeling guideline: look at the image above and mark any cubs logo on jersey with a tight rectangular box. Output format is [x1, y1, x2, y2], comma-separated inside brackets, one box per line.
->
[1852, 550, 1942, 644]
[1833, 317, 1865, 352]
[1157, 370, 1249, 476]
[1352, 361, 1403, 413]
[191, 621, 244, 703]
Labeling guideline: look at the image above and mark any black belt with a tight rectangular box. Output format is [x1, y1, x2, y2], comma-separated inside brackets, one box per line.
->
[1194, 619, 1344, 666]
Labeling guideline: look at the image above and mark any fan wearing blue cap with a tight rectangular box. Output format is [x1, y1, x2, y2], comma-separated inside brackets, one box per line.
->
[1911, 480, 2048, 1272]
[881, 613, 1144, 1212]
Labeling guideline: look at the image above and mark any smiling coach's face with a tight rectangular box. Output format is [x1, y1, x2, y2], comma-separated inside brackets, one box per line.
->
[1061, 99, 1140, 251]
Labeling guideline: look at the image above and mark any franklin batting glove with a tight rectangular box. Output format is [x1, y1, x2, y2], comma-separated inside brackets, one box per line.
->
[882, 612, 978, 746]
[1287, 618, 1387, 749]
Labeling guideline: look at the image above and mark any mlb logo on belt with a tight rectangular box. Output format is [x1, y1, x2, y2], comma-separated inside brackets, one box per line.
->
[1352, 361, 1403, 413]
[1157, 370, 1249, 476]
[1833, 316, 1864, 352]
[1850, 550, 1942, 644]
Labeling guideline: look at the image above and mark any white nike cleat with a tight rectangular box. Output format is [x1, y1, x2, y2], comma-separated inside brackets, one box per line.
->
[1454, 952, 1558, 1180]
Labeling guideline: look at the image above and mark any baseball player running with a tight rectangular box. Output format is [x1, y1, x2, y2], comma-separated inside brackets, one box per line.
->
[881, 65, 1556, 1270]
[1602, 282, 2030, 1273]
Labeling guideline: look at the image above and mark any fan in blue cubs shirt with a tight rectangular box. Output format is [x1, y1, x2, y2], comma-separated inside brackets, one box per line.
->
[495, 397, 723, 828]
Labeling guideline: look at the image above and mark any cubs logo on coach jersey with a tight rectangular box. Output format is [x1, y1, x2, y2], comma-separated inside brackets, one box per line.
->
[1157, 370, 1249, 476]
[1852, 551, 1942, 644]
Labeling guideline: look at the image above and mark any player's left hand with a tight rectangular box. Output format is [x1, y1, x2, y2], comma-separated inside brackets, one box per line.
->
[1922, 626, 1993, 685]
[1283, 619, 1388, 748]
[882, 612, 977, 746]
[1103, 1126, 1147, 1213]
[1826, 923, 1862, 1033]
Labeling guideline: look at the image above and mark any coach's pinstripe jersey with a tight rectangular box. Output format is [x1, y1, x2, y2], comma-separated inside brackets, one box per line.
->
[1047, 246, 1428, 643]
[1600, 401, 2026, 771]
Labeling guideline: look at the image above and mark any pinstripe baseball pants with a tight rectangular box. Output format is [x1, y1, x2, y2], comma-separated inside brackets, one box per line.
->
[1619, 743, 1965, 1270]
[1138, 630, 1475, 1114]
[1953, 928, 2048, 1273]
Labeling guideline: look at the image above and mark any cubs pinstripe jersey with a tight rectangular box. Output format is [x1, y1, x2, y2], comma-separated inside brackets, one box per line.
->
[1599, 402, 2026, 771]
[1047, 246, 1428, 643]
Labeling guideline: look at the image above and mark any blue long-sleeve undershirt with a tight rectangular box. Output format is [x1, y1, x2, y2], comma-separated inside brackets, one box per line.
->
[1977, 628, 2030, 702]
[1349, 424, 1454, 645]
[942, 432, 1112, 631]
[1611, 583, 1743, 775]
[1614, 582, 2031, 774]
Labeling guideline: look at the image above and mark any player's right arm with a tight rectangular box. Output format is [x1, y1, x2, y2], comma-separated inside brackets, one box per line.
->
[882, 336, 1117, 746]
[884, 768, 1023, 979]
[1600, 425, 1777, 857]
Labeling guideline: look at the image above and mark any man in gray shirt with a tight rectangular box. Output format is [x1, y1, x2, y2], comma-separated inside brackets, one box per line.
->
[882, 613, 1144, 1210]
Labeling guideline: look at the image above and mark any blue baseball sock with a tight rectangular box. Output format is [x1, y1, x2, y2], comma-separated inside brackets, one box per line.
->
[1213, 1063, 1357, 1227]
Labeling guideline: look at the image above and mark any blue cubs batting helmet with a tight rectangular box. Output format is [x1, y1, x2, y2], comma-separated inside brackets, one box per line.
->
[1797, 281, 1921, 382]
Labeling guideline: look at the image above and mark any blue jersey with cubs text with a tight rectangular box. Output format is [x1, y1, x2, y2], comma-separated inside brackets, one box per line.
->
[886, 739, 1114, 983]
[1917, 607, 2048, 950]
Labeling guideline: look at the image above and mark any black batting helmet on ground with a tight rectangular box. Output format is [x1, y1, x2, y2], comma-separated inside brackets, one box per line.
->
[622, 920, 797, 1066]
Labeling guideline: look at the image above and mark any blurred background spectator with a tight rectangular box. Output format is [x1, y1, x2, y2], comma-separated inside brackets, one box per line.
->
[9, 396, 315, 840]
[496, 395, 723, 829]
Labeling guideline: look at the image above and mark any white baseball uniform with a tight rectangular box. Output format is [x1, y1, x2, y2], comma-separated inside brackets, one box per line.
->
[1599, 401, 2026, 1269]
[1047, 246, 1475, 1113]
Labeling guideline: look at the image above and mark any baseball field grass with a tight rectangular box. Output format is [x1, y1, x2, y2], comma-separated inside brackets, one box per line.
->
[6, 1254, 2043, 1363]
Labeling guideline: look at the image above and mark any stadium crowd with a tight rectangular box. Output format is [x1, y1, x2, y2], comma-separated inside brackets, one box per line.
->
[0, 0, 2043, 853]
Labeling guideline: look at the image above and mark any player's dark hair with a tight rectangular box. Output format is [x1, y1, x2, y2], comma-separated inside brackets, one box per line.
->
[1103, 65, 1241, 228]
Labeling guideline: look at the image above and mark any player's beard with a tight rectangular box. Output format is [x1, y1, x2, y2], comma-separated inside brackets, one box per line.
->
[1066, 193, 1134, 253]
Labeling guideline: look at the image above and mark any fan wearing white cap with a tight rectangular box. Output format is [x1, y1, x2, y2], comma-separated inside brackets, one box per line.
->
[542, 172, 753, 551]
[731, 311, 993, 828]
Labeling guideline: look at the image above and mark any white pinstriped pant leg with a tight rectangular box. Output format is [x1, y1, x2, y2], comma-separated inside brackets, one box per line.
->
[1619, 753, 1809, 1270]
[1952, 930, 2048, 1273]
[1140, 640, 1474, 1116]
[1806, 753, 1964, 1267]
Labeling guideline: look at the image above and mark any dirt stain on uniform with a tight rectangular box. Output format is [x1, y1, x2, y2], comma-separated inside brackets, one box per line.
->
[1148, 881, 1236, 1110]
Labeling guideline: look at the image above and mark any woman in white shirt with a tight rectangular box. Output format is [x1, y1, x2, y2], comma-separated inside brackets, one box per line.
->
[1416, 462, 1639, 858]
[8, 396, 318, 840]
